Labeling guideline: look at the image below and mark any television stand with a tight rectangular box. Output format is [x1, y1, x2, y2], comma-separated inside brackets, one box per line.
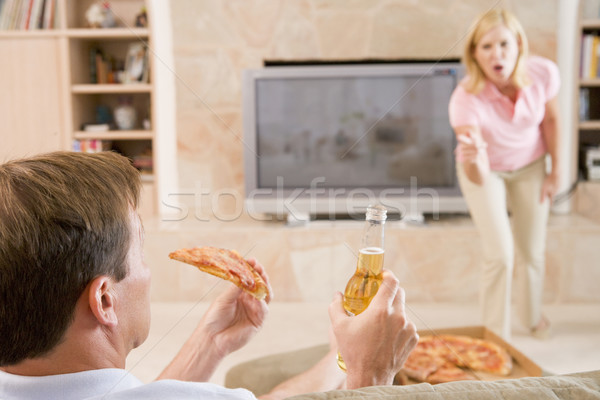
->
[401, 212, 425, 225]
[282, 211, 427, 226]
[286, 212, 310, 227]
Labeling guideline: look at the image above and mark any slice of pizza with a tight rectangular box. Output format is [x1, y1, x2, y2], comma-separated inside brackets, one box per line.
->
[169, 246, 269, 301]
[426, 363, 476, 385]
[463, 339, 513, 375]
[401, 350, 444, 382]
[437, 334, 474, 367]
[438, 334, 512, 376]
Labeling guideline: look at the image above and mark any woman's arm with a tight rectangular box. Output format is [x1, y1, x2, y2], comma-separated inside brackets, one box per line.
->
[453, 125, 489, 185]
[540, 95, 560, 203]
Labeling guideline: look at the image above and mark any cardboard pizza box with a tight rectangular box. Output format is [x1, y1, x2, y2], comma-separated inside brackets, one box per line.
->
[397, 325, 542, 384]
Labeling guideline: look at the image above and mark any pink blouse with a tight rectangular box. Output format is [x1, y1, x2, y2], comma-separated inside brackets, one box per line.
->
[448, 55, 560, 172]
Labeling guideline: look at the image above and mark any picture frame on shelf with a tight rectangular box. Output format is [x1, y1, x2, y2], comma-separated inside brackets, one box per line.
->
[123, 43, 148, 83]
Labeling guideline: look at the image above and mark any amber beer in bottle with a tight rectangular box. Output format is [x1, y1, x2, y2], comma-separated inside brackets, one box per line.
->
[337, 204, 387, 371]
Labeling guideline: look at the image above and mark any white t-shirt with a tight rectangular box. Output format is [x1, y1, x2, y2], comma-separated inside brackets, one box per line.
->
[0, 368, 257, 400]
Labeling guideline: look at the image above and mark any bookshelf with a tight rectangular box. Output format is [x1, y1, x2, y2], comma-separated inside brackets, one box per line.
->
[0, 0, 164, 216]
[578, 2, 600, 182]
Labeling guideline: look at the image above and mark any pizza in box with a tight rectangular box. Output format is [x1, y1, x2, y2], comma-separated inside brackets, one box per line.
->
[397, 334, 513, 384]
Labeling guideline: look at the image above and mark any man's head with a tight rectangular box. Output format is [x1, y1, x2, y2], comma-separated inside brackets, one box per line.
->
[0, 151, 141, 366]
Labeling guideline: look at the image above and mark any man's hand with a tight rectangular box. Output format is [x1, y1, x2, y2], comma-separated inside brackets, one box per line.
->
[329, 271, 418, 389]
[157, 258, 272, 382]
[201, 258, 272, 358]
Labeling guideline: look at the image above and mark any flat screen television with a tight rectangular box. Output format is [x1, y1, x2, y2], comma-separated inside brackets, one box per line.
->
[242, 61, 468, 221]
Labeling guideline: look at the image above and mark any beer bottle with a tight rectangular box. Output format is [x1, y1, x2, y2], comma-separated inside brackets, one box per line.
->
[337, 204, 387, 371]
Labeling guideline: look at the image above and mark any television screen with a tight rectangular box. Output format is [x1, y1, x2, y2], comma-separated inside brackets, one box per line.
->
[242, 62, 467, 218]
[255, 66, 459, 189]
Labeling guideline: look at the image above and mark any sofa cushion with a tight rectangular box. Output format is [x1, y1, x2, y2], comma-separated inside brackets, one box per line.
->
[226, 344, 330, 396]
[225, 345, 600, 399]
[285, 370, 600, 399]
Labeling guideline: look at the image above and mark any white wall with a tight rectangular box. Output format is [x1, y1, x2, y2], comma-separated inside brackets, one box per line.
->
[149, 0, 179, 216]
[554, 0, 580, 213]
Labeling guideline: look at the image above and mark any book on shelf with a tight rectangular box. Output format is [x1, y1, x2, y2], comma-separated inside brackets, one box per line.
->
[83, 123, 110, 132]
[73, 139, 112, 153]
[90, 46, 122, 84]
[42, 0, 53, 29]
[580, 33, 600, 79]
[132, 154, 152, 172]
[0, 0, 56, 30]
[30, 0, 43, 30]
[95, 51, 108, 84]
[89, 47, 98, 84]
[15, 0, 28, 29]
[580, 88, 590, 122]
[0, 0, 16, 29]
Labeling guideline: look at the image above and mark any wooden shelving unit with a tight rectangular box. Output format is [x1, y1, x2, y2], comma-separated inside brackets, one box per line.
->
[74, 130, 153, 140]
[0, 0, 159, 215]
[71, 83, 152, 93]
[65, 27, 149, 38]
[577, 3, 600, 183]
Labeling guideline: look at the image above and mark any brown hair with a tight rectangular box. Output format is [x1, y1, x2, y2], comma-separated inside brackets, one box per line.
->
[0, 151, 141, 365]
[462, 9, 530, 94]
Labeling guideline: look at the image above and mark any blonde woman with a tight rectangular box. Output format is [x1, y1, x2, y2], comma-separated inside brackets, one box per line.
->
[448, 9, 560, 340]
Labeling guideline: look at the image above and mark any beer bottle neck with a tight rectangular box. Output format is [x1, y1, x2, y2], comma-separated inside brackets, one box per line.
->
[357, 220, 385, 274]
[361, 220, 385, 250]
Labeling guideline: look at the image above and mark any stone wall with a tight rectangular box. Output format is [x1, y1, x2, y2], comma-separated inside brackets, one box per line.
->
[146, 214, 600, 303]
[169, 0, 558, 202]
[148, 1, 585, 305]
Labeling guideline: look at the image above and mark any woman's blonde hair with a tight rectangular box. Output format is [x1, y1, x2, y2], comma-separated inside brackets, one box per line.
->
[462, 9, 530, 94]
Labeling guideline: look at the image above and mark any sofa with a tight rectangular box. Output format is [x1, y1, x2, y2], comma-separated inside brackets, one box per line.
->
[225, 345, 600, 399]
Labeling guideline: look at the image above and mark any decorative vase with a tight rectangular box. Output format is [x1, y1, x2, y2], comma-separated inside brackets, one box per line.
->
[114, 97, 136, 130]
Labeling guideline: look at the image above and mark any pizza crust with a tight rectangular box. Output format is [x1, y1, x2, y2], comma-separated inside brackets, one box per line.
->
[426, 363, 477, 384]
[169, 246, 269, 301]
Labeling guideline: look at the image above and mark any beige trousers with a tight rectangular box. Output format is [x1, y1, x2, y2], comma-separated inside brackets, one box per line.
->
[457, 156, 549, 340]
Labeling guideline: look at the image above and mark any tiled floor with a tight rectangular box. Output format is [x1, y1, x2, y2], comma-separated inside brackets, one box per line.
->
[127, 300, 600, 387]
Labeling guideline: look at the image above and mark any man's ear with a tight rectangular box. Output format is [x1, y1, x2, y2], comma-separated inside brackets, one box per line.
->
[88, 276, 118, 327]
